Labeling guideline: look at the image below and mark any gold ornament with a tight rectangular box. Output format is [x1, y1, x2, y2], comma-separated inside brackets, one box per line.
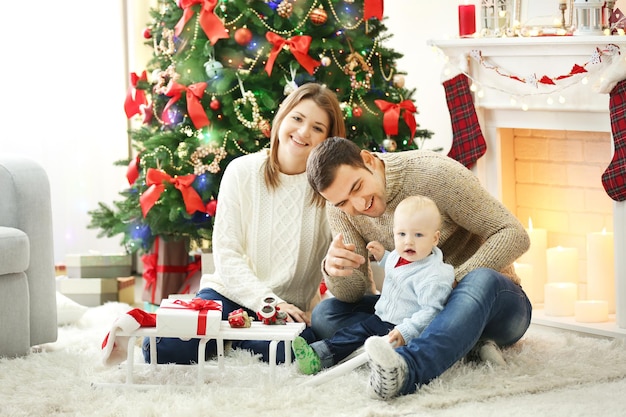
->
[277, 0, 293, 18]
[190, 145, 228, 175]
[321, 56, 332, 67]
[344, 52, 373, 90]
[310, 6, 328, 25]
[233, 90, 262, 129]
[382, 138, 397, 152]
[393, 74, 406, 88]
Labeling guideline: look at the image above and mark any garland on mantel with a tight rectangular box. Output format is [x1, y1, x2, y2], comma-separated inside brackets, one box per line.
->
[469, 44, 621, 88]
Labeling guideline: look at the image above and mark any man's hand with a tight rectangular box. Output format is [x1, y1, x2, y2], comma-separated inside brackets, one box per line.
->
[323, 233, 366, 276]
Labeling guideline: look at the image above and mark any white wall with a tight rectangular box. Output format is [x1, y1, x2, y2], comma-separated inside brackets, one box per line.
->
[13, 1, 594, 262]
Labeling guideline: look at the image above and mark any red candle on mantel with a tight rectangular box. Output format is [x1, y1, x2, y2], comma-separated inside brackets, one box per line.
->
[458, 4, 476, 37]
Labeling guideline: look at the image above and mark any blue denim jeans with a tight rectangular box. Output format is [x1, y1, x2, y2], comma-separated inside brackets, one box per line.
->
[142, 287, 317, 364]
[311, 314, 395, 369]
[312, 268, 532, 395]
[311, 294, 380, 339]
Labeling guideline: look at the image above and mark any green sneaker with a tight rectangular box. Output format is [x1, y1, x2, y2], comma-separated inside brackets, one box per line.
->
[292, 336, 321, 375]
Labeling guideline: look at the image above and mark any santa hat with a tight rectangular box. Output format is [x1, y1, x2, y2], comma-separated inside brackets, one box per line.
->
[101, 308, 156, 366]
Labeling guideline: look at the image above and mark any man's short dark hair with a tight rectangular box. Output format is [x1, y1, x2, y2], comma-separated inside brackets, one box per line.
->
[306, 137, 368, 206]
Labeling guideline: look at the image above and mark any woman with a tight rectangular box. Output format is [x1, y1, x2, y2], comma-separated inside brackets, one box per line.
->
[143, 83, 346, 364]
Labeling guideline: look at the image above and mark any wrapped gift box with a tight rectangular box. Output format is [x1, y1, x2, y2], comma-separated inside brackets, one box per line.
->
[117, 276, 135, 305]
[66, 253, 132, 278]
[57, 277, 118, 307]
[142, 237, 191, 304]
[156, 298, 222, 337]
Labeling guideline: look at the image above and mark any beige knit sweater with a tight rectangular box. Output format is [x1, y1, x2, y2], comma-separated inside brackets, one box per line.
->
[324, 150, 530, 303]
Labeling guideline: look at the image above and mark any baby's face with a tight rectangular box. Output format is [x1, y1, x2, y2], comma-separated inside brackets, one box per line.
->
[392, 208, 440, 262]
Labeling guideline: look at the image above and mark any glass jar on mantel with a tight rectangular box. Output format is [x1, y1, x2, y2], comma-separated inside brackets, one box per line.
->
[480, 0, 514, 37]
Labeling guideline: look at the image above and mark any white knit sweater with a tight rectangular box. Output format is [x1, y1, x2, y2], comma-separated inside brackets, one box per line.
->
[200, 150, 331, 313]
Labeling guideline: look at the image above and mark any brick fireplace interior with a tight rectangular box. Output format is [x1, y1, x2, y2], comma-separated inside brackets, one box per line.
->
[503, 127, 613, 301]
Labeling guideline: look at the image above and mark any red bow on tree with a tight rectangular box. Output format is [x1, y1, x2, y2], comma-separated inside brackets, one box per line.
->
[374, 99, 418, 140]
[126, 155, 140, 185]
[364, 0, 384, 20]
[162, 81, 210, 129]
[265, 33, 320, 76]
[175, 0, 228, 45]
[139, 168, 206, 217]
[124, 71, 148, 119]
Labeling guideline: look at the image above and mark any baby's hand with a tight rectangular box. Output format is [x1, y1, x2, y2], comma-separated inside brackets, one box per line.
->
[366, 241, 384, 262]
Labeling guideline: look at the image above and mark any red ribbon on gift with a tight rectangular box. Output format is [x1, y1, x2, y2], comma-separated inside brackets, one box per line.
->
[126, 154, 140, 185]
[139, 168, 206, 217]
[124, 71, 148, 119]
[171, 298, 222, 335]
[178, 255, 202, 295]
[265, 33, 320, 76]
[141, 237, 191, 302]
[175, 0, 229, 45]
[374, 99, 418, 140]
[364, 0, 384, 20]
[162, 81, 210, 129]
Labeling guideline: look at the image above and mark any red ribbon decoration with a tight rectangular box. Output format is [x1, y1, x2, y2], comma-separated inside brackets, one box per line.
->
[126, 155, 140, 185]
[171, 298, 222, 335]
[124, 71, 148, 119]
[175, 0, 229, 45]
[364, 0, 384, 20]
[265, 33, 321, 76]
[374, 99, 418, 140]
[162, 81, 210, 129]
[139, 168, 206, 217]
[141, 237, 192, 302]
[178, 255, 202, 294]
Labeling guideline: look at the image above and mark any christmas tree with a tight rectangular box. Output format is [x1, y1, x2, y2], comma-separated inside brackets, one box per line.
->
[88, 0, 434, 255]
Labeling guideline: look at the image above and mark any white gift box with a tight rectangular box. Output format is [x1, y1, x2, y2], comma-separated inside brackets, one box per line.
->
[156, 298, 222, 337]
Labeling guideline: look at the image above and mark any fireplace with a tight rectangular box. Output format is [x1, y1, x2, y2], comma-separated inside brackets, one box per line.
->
[429, 35, 626, 337]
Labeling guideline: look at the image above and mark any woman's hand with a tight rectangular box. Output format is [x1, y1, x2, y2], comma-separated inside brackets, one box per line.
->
[277, 302, 310, 326]
[387, 329, 406, 347]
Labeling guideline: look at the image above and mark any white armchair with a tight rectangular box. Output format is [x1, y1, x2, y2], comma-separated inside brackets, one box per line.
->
[0, 155, 57, 357]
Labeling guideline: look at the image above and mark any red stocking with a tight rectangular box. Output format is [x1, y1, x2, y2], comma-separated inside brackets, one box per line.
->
[602, 79, 626, 201]
[443, 74, 487, 169]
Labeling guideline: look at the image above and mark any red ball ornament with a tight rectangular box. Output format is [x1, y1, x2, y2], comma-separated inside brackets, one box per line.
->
[210, 98, 221, 111]
[352, 106, 363, 117]
[142, 27, 152, 39]
[206, 199, 217, 217]
[310, 7, 328, 25]
[234, 27, 253, 46]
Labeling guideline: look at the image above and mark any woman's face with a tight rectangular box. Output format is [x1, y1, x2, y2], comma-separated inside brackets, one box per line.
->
[276, 99, 330, 174]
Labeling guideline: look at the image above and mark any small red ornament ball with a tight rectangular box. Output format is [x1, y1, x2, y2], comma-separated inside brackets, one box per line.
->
[206, 199, 217, 217]
[209, 98, 221, 111]
[234, 27, 253, 46]
[352, 106, 363, 117]
[142, 27, 152, 39]
[310, 7, 328, 25]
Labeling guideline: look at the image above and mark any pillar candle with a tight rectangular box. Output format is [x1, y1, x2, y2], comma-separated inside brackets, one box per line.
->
[458, 4, 476, 37]
[574, 300, 609, 323]
[518, 225, 547, 302]
[514, 263, 538, 304]
[547, 246, 579, 284]
[544, 282, 577, 316]
[586, 230, 615, 313]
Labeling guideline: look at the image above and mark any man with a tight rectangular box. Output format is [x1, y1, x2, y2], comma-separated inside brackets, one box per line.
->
[306, 136, 532, 400]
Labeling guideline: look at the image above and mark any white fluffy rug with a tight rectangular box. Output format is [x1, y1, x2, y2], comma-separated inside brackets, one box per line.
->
[2, 302, 626, 417]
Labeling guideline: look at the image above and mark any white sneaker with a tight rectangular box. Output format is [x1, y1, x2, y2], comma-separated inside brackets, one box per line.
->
[364, 336, 408, 400]
[475, 339, 506, 366]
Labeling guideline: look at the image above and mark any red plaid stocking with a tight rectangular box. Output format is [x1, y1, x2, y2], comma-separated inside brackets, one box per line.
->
[603, 79, 626, 201]
[443, 74, 486, 169]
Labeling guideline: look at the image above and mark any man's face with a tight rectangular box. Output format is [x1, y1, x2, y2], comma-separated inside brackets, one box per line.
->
[319, 163, 387, 217]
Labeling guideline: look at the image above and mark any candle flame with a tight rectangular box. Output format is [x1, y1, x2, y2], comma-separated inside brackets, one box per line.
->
[528, 217, 533, 231]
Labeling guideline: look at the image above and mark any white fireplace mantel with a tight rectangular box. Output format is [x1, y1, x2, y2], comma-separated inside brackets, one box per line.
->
[428, 35, 626, 338]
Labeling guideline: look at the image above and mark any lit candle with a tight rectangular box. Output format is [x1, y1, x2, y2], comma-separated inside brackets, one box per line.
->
[518, 219, 547, 303]
[514, 262, 537, 304]
[458, 3, 476, 37]
[574, 300, 609, 323]
[586, 229, 615, 313]
[547, 246, 579, 284]
[544, 282, 577, 316]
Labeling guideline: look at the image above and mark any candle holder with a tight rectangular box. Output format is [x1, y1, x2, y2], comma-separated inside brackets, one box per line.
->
[480, 0, 511, 37]
[559, 2, 567, 28]
[573, 0, 604, 35]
